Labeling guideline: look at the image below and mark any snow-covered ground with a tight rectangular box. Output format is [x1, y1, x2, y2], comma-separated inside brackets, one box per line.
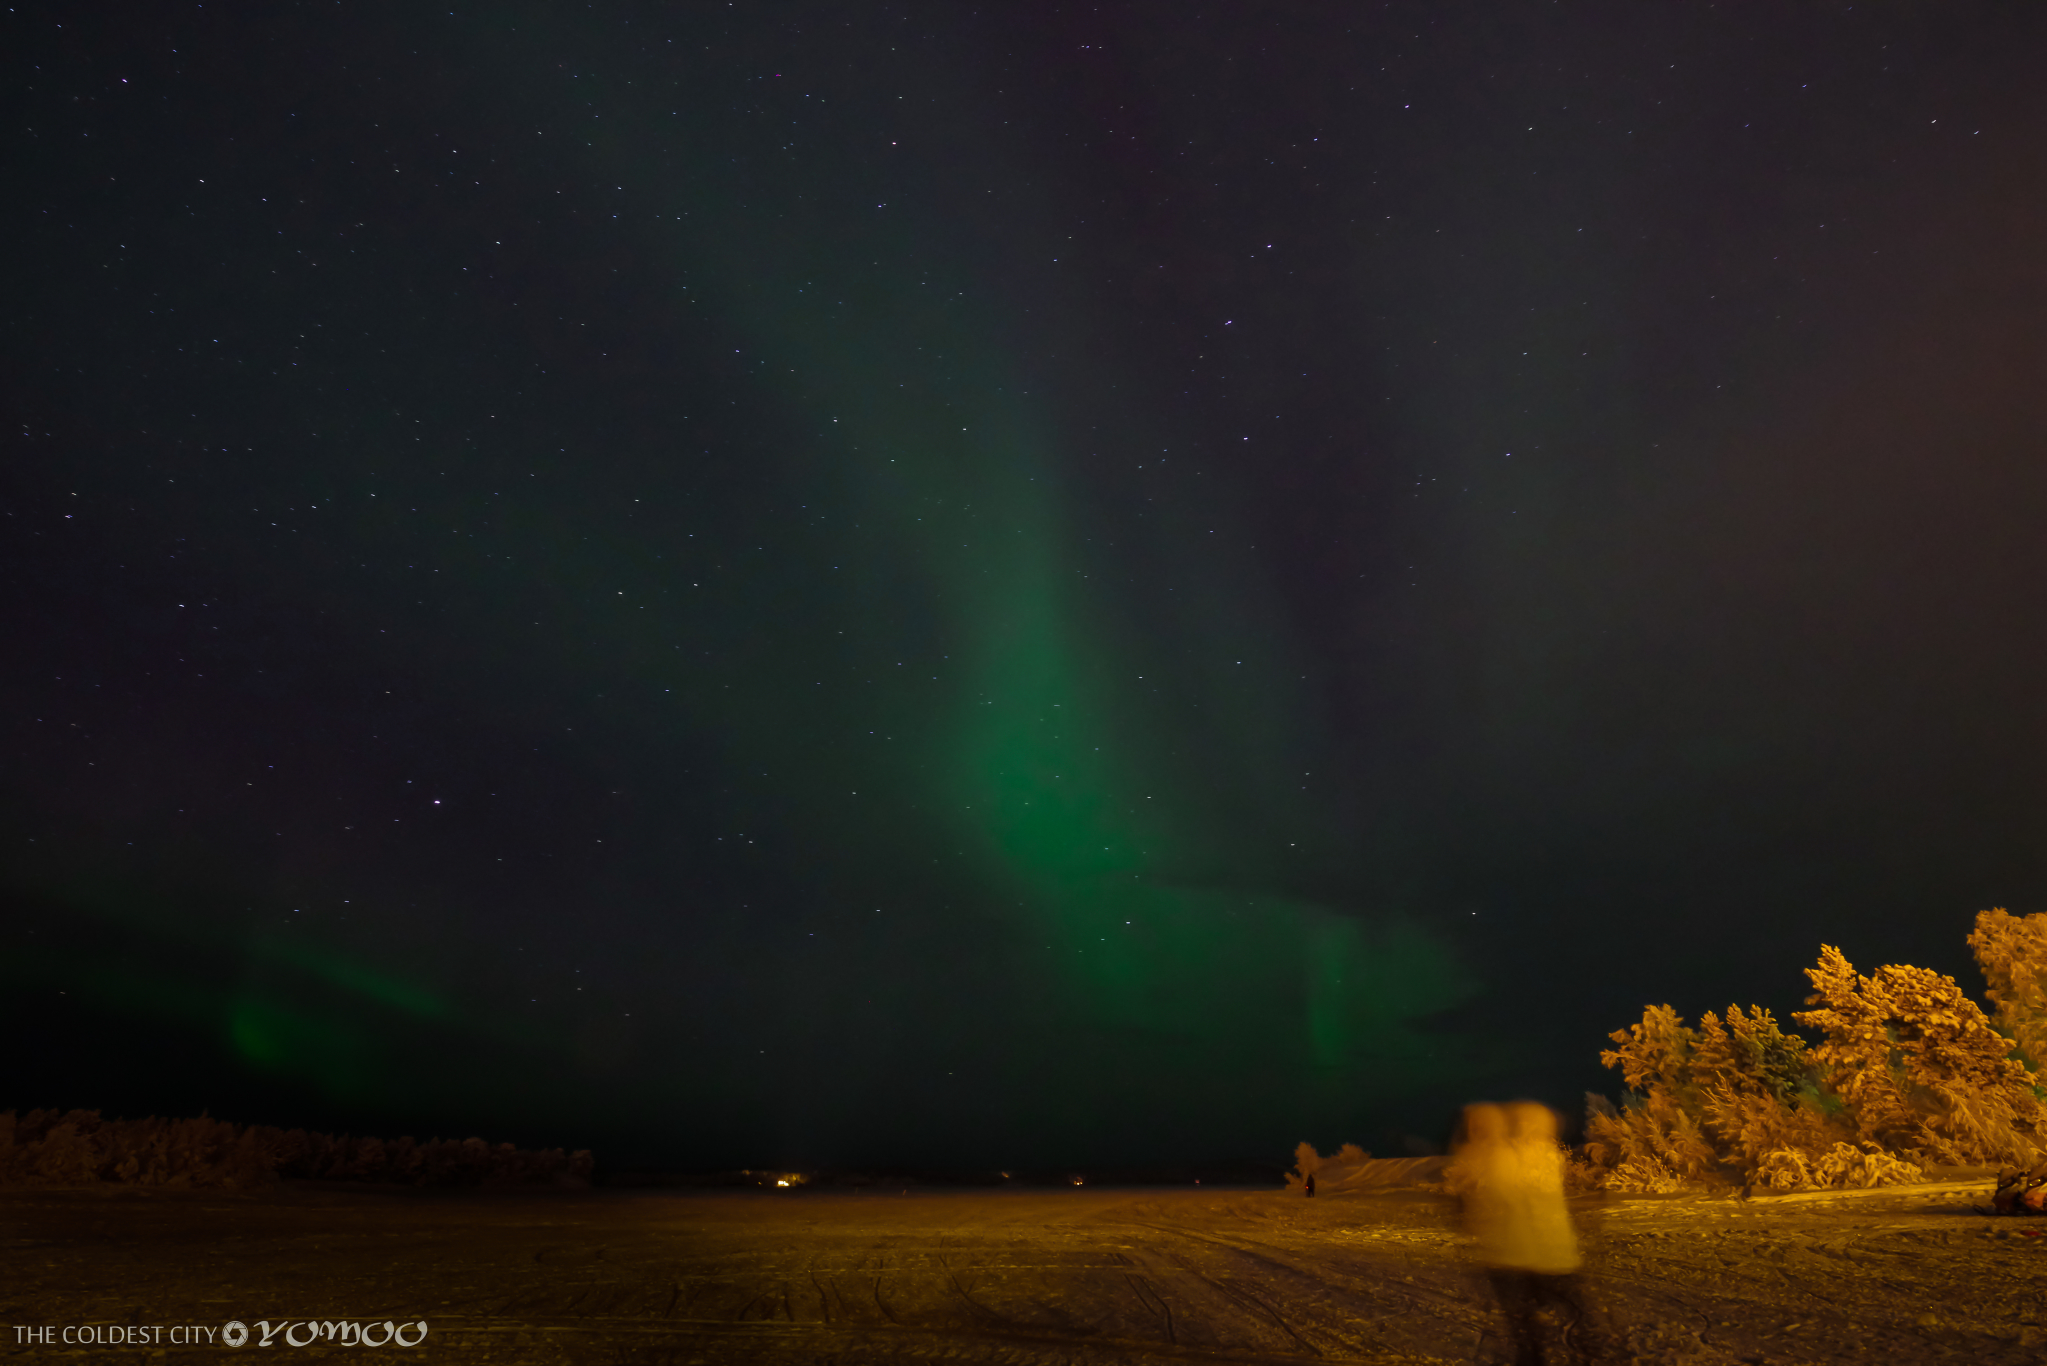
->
[4, 1178, 2039, 1363]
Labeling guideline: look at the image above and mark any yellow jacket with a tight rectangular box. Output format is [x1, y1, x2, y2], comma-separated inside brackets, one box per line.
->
[1453, 1103, 1582, 1274]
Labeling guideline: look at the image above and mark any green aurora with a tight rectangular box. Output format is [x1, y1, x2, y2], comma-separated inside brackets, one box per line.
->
[5, 7, 1488, 1165]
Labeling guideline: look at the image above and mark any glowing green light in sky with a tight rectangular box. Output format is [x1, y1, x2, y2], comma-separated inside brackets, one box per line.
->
[691, 231, 1473, 1107]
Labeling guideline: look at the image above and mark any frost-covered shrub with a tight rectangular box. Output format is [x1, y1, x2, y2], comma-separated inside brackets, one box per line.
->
[1582, 1082, 1719, 1193]
[1285, 1140, 1368, 1192]
[1750, 1141, 1921, 1192]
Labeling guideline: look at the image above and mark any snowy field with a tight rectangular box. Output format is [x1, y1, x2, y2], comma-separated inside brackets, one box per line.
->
[3, 1178, 2039, 1363]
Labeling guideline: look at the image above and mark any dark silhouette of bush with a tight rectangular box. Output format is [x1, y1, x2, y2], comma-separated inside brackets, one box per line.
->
[0, 1109, 593, 1189]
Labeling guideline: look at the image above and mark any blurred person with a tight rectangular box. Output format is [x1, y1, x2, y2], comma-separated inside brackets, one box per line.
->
[1452, 1102, 1613, 1365]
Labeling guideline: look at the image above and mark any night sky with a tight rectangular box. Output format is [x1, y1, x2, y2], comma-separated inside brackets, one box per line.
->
[8, 2, 2047, 1172]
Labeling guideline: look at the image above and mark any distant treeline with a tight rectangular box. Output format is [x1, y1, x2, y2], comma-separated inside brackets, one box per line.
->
[1578, 908, 2047, 1193]
[0, 1109, 593, 1189]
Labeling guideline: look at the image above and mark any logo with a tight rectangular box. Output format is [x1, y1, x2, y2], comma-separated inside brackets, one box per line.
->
[224, 1320, 429, 1348]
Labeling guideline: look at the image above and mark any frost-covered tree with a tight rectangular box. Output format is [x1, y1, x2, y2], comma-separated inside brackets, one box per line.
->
[1692, 1005, 1845, 1182]
[1600, 1003, 1697, 1101]
[1967, 907, 2047, 1072]
[1581, 924, 2047, 1191]
[1585, 1000, 1903, 1192]
[1795, 945, 2043, 1167]
[1585, 1005, 1736, 1192]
